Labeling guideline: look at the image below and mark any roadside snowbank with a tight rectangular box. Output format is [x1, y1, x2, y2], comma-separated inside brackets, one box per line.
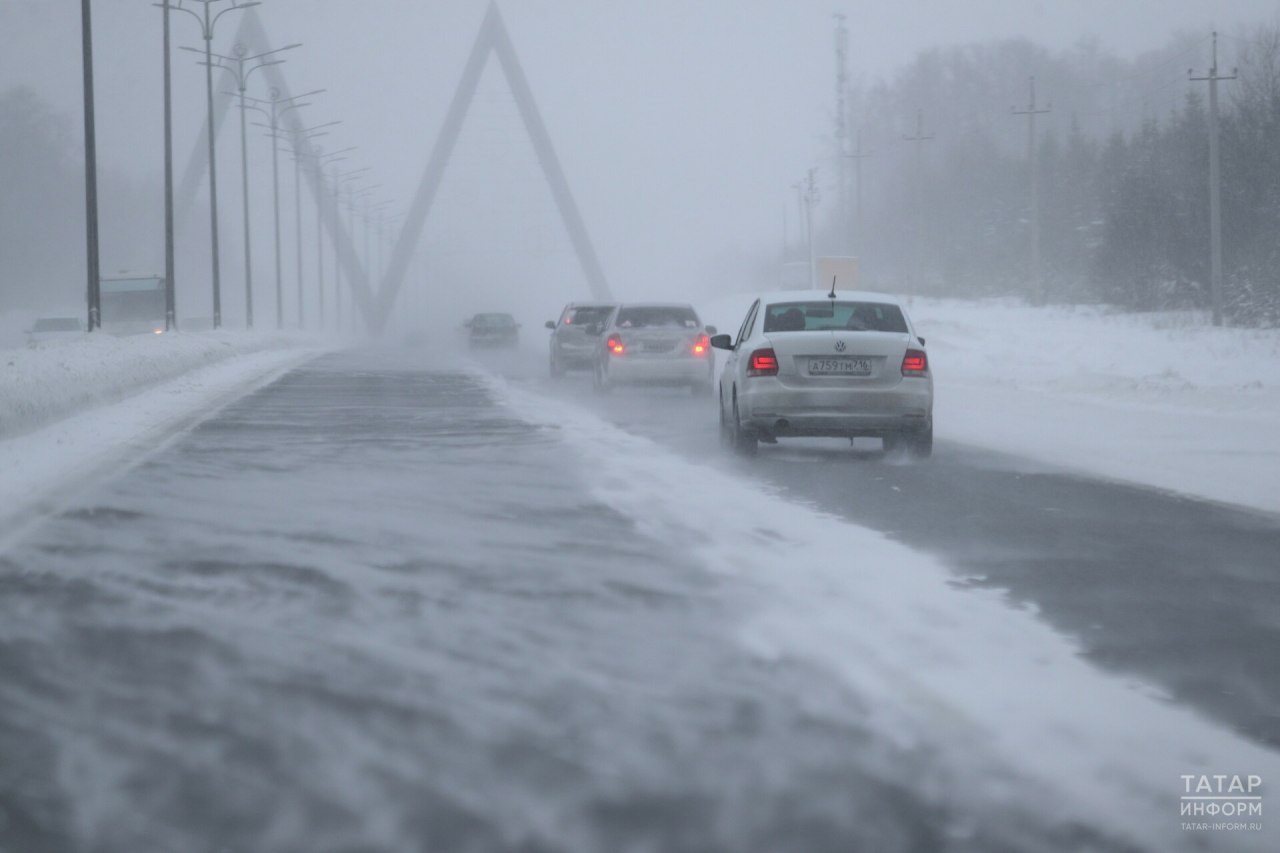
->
[0, 330, 319, 439]
[699, 294, 1280, 515]
[0, 344, 320, 542]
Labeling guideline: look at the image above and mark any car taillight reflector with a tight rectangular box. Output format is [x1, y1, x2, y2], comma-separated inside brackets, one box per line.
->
[748, 348, 779, 376]
[692, 335, 709, 356]
[901, 349, 928, 375]
[607, 337, 625, 355]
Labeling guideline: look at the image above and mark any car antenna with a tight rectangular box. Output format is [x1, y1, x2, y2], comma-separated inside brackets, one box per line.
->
[828, 275, 837, 300]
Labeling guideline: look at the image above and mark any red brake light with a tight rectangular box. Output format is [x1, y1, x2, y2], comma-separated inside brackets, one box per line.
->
[607, 336, 625, 355]
[747, 348, 779, 376]
[692, 334, 709, 356]
[901, 349, 928, 375]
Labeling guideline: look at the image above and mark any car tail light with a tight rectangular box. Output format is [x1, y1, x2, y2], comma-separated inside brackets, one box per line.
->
[692, 335, 709, 356]
[607, 336, 625, 355]
[747, 347, 779, 376]
[901, 349, 928, 376]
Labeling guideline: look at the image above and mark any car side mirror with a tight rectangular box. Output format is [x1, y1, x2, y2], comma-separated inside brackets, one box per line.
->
[545, 320, 556, 330]
[709, 334, 732, 350]
[917, 336, 926, 346]
[704, 325, 717, 335]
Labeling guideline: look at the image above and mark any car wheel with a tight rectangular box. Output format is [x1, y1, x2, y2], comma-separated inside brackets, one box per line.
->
[718, 387, 733, 448]
[731, 391, 757, 456]
[592, 360, 612, 394]
[549, 351, 565, 379]
[908, 423, 933, 459]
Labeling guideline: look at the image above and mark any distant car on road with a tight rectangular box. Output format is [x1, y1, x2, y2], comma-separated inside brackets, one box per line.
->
[545, 302, 615, 377]
[25, 317, 84, 344]
[464, 313, 520, 349]
[592, 303, 716, 395]
[712, 290, 933, 457]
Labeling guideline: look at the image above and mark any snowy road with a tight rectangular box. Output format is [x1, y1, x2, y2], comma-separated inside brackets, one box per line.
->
[517, 356, 1280, 752]
[1, 346, 1276, 852]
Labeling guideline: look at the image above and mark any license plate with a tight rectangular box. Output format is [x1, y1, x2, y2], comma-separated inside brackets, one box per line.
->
[643, 343, 672, 353]
[808, 357, 872, 376]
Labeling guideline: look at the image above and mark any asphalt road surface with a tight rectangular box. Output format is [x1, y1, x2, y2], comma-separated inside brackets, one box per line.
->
[1, 345, 1276, 852]
[521, 351, 1280, 752]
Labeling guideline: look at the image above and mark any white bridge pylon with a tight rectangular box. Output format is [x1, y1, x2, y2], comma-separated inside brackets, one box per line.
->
[377, 1, 614, 331]
[177, 2, 613, 333]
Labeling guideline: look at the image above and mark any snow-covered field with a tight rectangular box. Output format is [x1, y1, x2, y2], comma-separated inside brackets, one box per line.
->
[701, 295, 1280, 515]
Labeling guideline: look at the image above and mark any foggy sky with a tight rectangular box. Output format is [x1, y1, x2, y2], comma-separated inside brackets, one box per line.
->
[3, 0, 1278, 316]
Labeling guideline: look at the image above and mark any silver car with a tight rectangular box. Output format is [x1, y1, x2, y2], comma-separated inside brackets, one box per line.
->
[712, 290, 933, 456]
[592, 303, 717, 394]
[546, 303, 616, 377]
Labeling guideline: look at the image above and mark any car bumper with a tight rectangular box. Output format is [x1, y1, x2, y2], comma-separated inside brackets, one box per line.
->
[607, 356, 713, 385]
[739, 379, 932, 436]
[553, 344, 598, 366]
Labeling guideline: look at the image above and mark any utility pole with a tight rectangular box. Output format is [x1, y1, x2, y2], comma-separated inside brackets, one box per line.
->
[833, 14, 850, 250]
[80, 0, 101, 332]
[1190, 32, 1236, 327]
[1012, 76, 1051, 306]
[844, 127, 873, 256]
[903, 109, 934, 296]
[793, 169, 820, 290]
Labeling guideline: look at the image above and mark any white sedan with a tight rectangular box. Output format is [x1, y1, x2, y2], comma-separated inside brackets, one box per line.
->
[712, 290, 933, 457]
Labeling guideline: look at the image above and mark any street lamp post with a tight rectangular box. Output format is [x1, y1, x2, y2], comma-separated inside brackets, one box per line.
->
[167, 0, 260, 329]
[333, 165, 369, 332]
[287, 123, 339, 328]
[80, 0, 101, 332]
[189, 41, 298, 328]
[247, 86, 320, 325]
[159, 1, 176, 330]
[307, 147, 354, 329]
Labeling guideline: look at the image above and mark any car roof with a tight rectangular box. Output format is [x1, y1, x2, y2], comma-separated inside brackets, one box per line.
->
[614, 302, 698, 309]
[753, 289, 908, 307]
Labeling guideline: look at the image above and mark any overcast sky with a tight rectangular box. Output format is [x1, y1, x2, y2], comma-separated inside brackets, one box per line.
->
[4, 0, 1279, 312]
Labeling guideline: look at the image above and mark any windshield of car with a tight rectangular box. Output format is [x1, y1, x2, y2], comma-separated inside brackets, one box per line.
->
[613, 306, 699, 329]
[762, 301, 908, 334]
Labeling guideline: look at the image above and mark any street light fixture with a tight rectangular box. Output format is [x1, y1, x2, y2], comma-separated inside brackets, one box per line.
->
[285, 121, 339, 328]
[333, 165, 370, 331]
[164, 0, 260, 329]
[186, 40, 299, 328]
[247, 87, 322, 329]
[307, 147, 354, 329]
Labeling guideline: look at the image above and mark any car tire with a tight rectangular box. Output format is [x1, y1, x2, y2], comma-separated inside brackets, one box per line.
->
[718, 388, 733, 448]
[731, 392, 757, 456]
[592, 360, 612, 394]
[908, 423, 933, 459]
[884, 425, 932, 459]
[549, 351, 565, 379]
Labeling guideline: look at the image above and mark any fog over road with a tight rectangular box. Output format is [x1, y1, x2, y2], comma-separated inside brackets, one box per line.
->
[0, 346, 1276, 852]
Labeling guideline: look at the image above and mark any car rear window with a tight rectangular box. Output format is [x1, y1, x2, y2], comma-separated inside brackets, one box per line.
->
[473, 314, 515, 327]
[762, 301, 907, 334]
[614, 306, 699, 329]
[565, 307, 612, 326]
